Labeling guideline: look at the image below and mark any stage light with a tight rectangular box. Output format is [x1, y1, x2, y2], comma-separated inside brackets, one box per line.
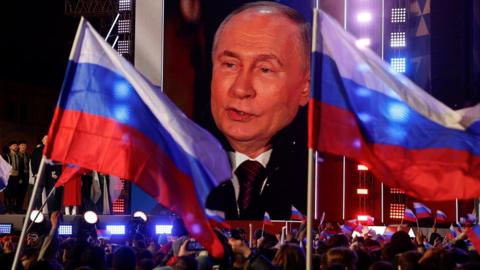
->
[58, 225, 73, 236]
[391, 8, 407, 23]
[119, 0, 131, 11]
[155, 225, 173, 235]
[390, 32, 406, 47]
[118, 19, 131, 34]
[357, 188, 369, 195]
[357, 12, 372, 23]
[84, 211, 98, 224]
[357, 215, 369, 221]
[390, 57, 406, 73]
[117, 40, 131, 55]
[389, 203, 405, 219]
[106, 225, 126, 235]
[357, 164, 369, 171]
[30, 210, 44, 223]
[133, 211, 148, 222]
[0, 224, 12, 234]
[356, 38, 371, 48]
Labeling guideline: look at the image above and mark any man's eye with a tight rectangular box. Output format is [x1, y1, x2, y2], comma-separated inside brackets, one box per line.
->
[260, 67, 272, 73]
[223, 62, 235, 68]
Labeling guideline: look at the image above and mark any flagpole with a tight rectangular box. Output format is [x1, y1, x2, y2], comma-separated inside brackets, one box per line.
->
[306, 3, 321, 270]
[25, 187, 56, 233]
[11, 156, 47, 270]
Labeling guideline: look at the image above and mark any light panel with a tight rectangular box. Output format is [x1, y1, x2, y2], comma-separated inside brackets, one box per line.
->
[356, 38, 371, 48]
[0, 224, 12, 234]
[390, 57, 406, 73]
[155, 225, 173, 235]
[389, 203, 405, 219]
[357, 188, 369, 195]
[391, 8, 407, 23]
[390, 32, 406, 47]
[117, 40, 131, 55]
[357, 12, 372, 23]
[119, 0, 131, 12]
[357, 164, 369, 171]
[118, 19, 131, 34]
[58, 225, 73, 236]
[106, 225, 126, 235]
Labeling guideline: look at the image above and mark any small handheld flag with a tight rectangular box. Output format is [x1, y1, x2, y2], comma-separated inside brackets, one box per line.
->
[403, 208, 417, 222]
[413, 202, 431, 219]
[290, 206, 304, 221]
[435, 210, 447, 223]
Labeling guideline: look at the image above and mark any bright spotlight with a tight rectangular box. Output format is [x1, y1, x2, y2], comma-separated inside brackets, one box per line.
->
[133, 211, 148, 222]
[30, 210, 44, 223]
[84, 211, 98, 224]
[357, 12, 372, 23]
[356, 38, 371, 48]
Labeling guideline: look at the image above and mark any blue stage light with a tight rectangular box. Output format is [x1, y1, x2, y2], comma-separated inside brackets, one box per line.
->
[106, 225, 126, 235]
[0, 224, 12, 234]
[58, 225, 73, 236]
[390, 58, 406, 73]
[155, 225, 173, 235]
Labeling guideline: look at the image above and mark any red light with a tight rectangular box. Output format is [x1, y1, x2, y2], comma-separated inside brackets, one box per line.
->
[357, 188, 368, 195]
[357, 164, 369, 171]
[357, 215, 369, 221]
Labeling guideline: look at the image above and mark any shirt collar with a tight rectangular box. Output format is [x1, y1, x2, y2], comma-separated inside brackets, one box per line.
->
[230, 149, 272, 170]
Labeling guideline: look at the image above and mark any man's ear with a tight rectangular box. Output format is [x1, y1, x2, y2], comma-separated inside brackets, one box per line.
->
[299, 72, 310, 106]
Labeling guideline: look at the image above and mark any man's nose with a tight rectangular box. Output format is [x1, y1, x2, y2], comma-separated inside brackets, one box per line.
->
[229, 70, 255, 99]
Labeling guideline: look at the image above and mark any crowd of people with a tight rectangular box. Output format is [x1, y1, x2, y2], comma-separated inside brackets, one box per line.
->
[1, 212, 480, 270]
[1, 136, 115, 216]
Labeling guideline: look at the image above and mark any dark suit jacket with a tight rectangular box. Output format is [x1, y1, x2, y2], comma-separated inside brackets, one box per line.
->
[206, 107, 308, 220]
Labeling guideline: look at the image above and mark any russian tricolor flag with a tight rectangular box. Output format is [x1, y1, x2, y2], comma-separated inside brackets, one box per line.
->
[413, 202, 431, 219]
[263, 212, 273, 225]
[44, 19, 231, 258]
[435, 210, 447, 223]
[308, 9, 480, 201]
[0, 155, 11, 191]
[403, 208, 417, 222]
[466, 225, 480, 252]
[290, 206, 304, 221]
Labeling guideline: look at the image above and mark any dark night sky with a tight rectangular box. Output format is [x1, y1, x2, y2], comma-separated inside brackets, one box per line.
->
[1, 2, 77, 90]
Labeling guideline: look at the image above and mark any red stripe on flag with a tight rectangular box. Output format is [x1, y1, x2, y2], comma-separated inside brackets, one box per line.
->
[45, 109, 224, 257]
[310, 101, 480, 201]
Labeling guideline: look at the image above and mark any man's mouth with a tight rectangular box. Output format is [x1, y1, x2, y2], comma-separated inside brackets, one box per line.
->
[226, 108, 255, 122]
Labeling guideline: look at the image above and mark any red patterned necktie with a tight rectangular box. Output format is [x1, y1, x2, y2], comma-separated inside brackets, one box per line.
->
[235, 160, 267, 212]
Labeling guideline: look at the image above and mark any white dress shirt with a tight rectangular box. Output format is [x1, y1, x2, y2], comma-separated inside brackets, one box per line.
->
[229, 150, 272, 214]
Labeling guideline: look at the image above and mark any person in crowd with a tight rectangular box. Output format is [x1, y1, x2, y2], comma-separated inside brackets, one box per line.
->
[205, 1, 310, 221]
[17, 140, 30, 213]
[271, 243, 305, 270]
[3, 141, 20, 213]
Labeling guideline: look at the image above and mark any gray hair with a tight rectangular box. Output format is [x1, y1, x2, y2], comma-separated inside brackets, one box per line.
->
[212, 1, 311, 71]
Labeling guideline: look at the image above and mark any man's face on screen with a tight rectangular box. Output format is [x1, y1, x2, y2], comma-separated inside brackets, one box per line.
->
[211, 10, 309, 156]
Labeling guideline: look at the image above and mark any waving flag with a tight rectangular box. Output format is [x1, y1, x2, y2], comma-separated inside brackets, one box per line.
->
[340, 219, 357, 234]
[308, 10, 480, 200]
[0, 155, 12, 191]
[413, 202, 431, 219]
[206, 209, 230, 229]
[446, 224, 458, 240]
[466, 225, 480, 252]
[55, 164, 89, 188]
[404, 208, 417, 222]
[290, 206, 305, 221]
[263, 212, 273, 225]
[435, 210, 447, 223]
[44, 19, 231, 258]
